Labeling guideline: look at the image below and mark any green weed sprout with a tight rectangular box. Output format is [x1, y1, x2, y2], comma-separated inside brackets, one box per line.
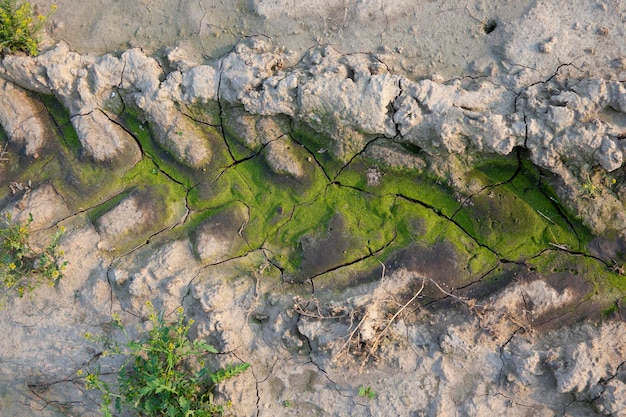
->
[0, 212, 66, 304]
[83, 302, 250, 417]
[0, 0, 56, 55]
[358, 386, 376, 400]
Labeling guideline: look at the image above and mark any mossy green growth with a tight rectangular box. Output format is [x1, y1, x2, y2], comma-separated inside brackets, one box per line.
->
[267, 185, 398, 279]
[86, 158, 188, 253]
[184, 119, 600, 287]
[334, 150, 591, 263]
[475, 155, 592, 245]
[120, 113, 198, 189]
[33, 95, 136, 211]
[291, 123, 347, 178]
[189, 146, 329, 251]
[464, 157, 591, 260]
[603, 265, 626, 292]
[23, 90, 625, 299]
[391, 196, 499, 270]
[39, 95, 82, 151]
[122, 109, 232, 183]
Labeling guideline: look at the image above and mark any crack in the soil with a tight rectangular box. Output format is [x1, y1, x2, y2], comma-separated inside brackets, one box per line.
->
[513, 62, 582, 114]
[180, 108, 221, 128]
[47, 189, 128, 228]
[497, 327, 522, 388]
[295, 314, 352, 403]
[289, 131, 332, 183]
[559, 394, 577, 417]
[215, 62, 236, 163]
[332, 135, 386, 181]
[590, 359, 626, 404]
[328, 180, 376, 196]
[205, 133, 283, 194]
[100, 107, 144, 157]
[419, 261, 502, 311]
[394, 192, 503, 260]
[536, 168, 583, 249]
[450, 145, 524, 221]
[7, 109, 49, 141]
[230, 350, 263, 417]
[180, 247, 270, 311]
[528, 245, 611, 269]
[300, 230, 398, 293]
[115, 217, 189, 259]
[24, 375, 92, 415]
[117, 96, 190, 189]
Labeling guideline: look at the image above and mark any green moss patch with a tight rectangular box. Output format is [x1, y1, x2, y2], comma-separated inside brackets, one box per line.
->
[6, 91, 625, 309]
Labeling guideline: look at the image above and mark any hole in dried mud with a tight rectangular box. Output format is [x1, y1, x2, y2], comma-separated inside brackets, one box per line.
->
[483, 19, 497, 34]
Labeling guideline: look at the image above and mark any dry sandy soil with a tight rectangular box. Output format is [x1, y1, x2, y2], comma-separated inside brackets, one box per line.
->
[1, 1, 626, 416]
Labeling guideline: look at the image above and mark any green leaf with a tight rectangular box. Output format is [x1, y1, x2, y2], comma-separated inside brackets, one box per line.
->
[210, 363, 251, 384]
[84, 307, 248, 416]
[194, 339, 218, 354]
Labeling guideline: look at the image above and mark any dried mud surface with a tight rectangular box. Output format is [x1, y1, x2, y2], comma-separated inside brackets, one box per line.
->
[1, 1, 626, 416]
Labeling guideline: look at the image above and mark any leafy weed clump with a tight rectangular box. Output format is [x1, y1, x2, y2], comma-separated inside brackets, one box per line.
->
[0, 0, 55, 55]
[0, 212, 66, 303]
[84, 303, 250, 417]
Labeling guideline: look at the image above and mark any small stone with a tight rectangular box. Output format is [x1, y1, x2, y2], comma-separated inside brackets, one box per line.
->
[252, 311, 270, 322]
[596, 26, 609, 36]
[538, 37, 556, 53]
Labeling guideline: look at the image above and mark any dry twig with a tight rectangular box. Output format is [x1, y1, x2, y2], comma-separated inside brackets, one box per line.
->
[359, 277, 426, 371]
[0, 143, 8, 162]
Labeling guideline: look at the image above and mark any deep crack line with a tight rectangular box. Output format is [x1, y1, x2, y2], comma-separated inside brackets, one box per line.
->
[295, 314, 352, 401]
[305, 230, 398, 291]
[289, 131, 333, 183]
[591, 358, 626, 404]
[456, 262, 501, 292]
[329, 180, 376, 197]
[47, 188, 128, 228]
[497, 327, 522, 389]
[450, 146, 524, 221]
[395, 192, 503, 260]
[215, 57, 236, 163]
[332, 135, 386, 181]
[528, 245, 611, 269]
[536, 168, 583, 250]
[180, 108, 221, 128]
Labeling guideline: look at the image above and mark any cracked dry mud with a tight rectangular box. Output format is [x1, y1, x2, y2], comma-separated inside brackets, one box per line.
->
[1, 1, 626, 416]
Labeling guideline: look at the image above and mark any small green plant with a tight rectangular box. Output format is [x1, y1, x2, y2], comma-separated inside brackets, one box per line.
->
[358, 386, 376, 400]
[0, 0, 56, 56]
[0, 212, 66, 302]
[581, 170, 617, 199]
[581, 178, 599, 198]
[83, 302, 250, 417]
